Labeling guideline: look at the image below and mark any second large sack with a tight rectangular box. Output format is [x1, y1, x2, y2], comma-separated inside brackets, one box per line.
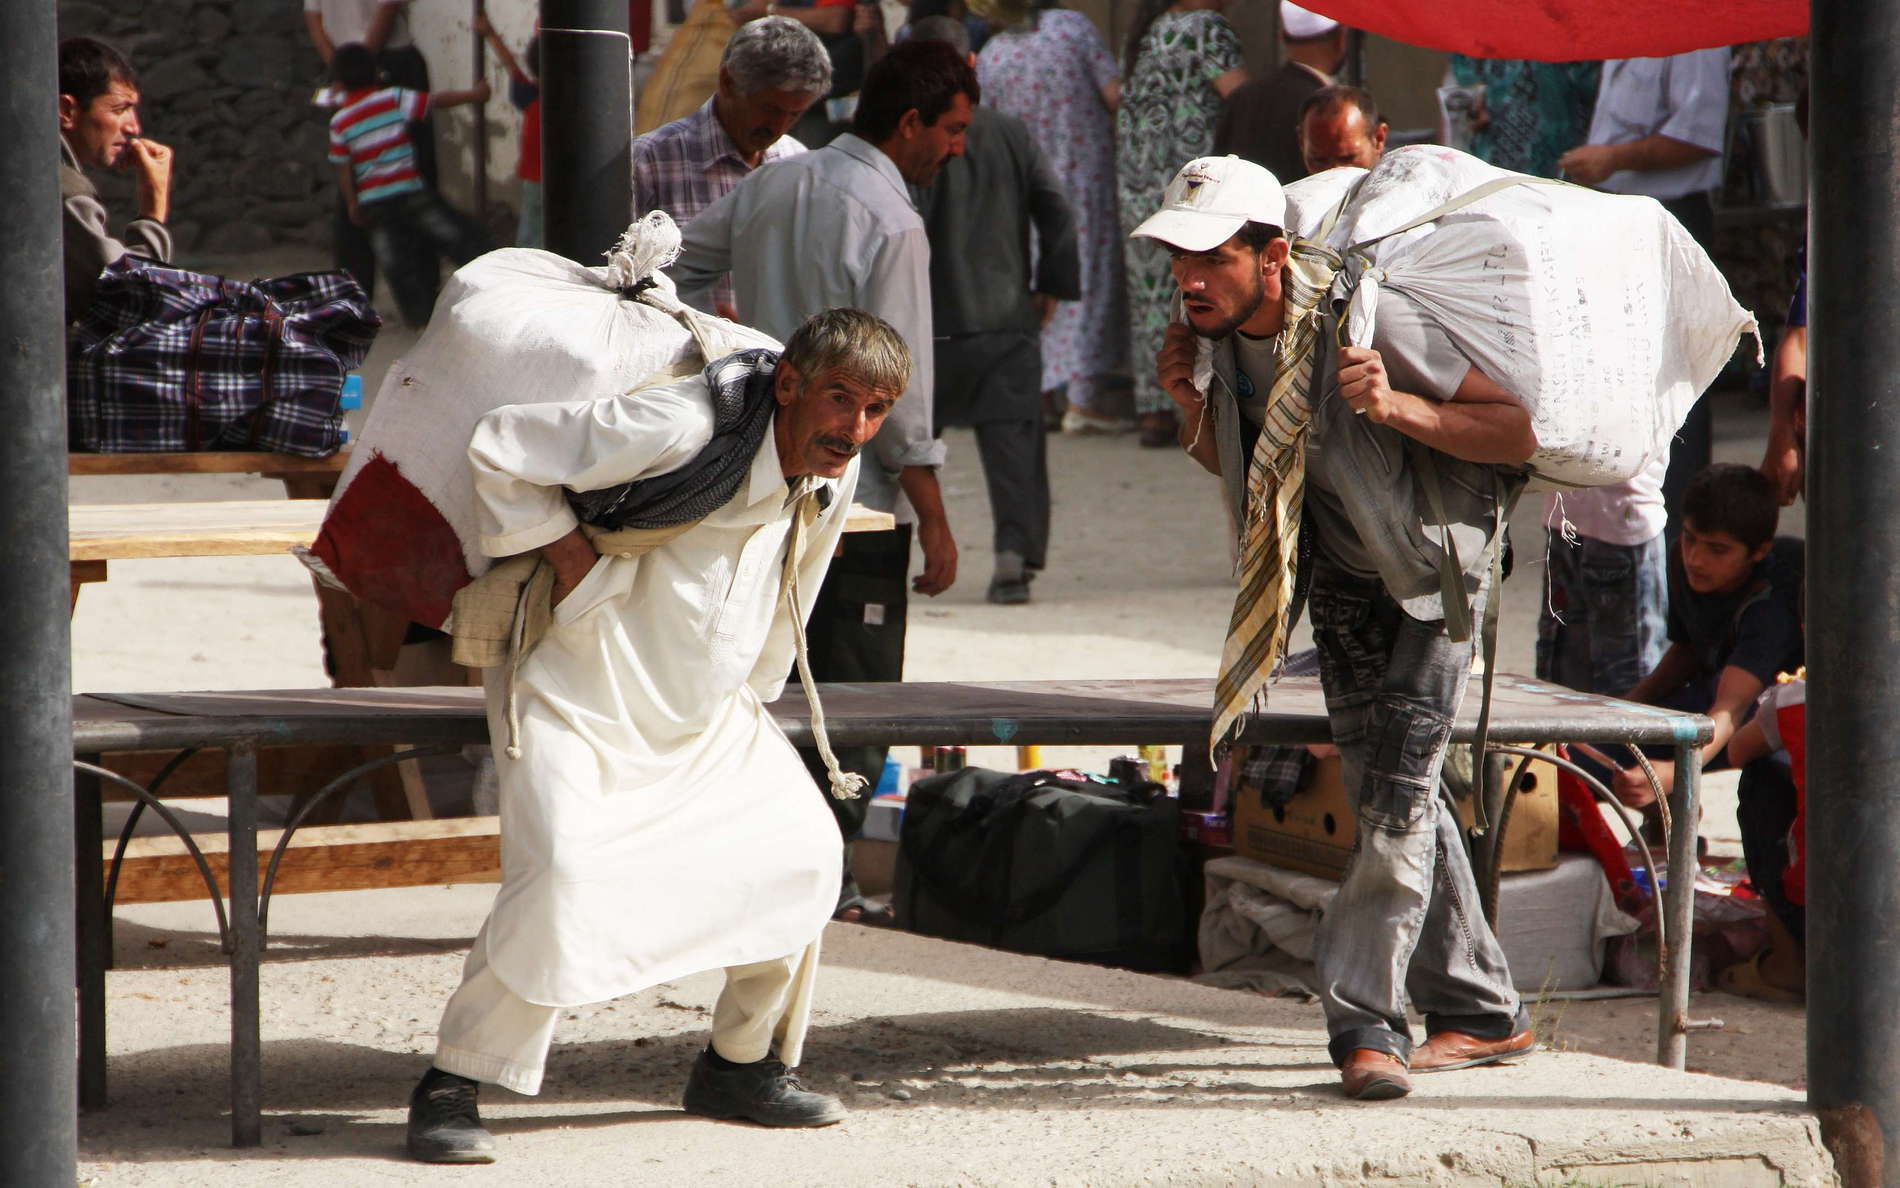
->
[1281, 146, 1758, 490]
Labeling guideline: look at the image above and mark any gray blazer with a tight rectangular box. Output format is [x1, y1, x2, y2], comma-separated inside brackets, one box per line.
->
[60, 135, 172, 323]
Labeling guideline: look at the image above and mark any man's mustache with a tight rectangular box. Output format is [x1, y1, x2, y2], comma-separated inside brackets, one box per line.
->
[815, 436, 859, 457]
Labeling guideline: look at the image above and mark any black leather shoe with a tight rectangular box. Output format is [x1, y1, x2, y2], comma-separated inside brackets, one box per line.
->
[682, 1049, 847, 1127]
[407, 1067, 497, 1163]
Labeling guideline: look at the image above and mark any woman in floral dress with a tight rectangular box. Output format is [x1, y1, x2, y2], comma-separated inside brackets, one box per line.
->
[973, 0, 1128, 428]
[1116, 0, 1247, 445]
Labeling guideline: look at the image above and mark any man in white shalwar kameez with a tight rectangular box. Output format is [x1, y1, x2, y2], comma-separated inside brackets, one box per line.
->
[406, 310, 913, 1164]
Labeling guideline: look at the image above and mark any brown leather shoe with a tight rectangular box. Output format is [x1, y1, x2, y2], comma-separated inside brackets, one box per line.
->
[1340, 1049, 1412, 1100]
[1410, 1029, 1538, 1073]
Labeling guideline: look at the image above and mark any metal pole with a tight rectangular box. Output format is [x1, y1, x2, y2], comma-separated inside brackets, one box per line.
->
[540, 0, 632, 264]
[1655, 738, 1699, 1069]
[0, 0, 80, 1181]
[226, 744, 262, 1147]
[472, 0, 489, 222]
[1808, 0, 1900, 1181]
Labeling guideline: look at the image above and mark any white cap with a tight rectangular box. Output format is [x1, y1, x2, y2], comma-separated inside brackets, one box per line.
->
[1130, 156, 1288, 252]
[1280, 1, 1340, 39]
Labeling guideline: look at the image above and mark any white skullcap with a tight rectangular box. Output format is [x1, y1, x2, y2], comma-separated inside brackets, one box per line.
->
[1280, 1, 1341, 39]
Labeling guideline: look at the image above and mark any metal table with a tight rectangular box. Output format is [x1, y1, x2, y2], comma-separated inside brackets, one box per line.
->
[73, 674, 1709, 1147]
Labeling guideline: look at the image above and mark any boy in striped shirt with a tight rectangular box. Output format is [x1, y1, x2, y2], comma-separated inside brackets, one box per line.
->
[328, 42, 491, 326]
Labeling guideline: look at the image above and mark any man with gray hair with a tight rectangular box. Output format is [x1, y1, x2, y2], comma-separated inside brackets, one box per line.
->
[404, 308, 911, 1161]
[634, 15, 832, 317]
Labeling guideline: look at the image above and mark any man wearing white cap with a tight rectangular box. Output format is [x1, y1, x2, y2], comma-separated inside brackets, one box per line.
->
[1213, 2, 1348, 184]
[1136, 155, 1540, 1101]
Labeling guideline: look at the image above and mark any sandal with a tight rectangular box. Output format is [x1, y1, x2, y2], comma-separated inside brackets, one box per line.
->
[832, 898, 897, 927]
[1137, 411, 1178, 449]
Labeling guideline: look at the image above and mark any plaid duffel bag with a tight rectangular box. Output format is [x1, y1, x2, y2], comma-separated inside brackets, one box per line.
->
[68, 257, 381, 455]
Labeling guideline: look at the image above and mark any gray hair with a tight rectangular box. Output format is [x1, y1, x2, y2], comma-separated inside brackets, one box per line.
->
[907, 15, 971, 58]
[781, 308, 912, 397]
[721, 15, 833, 97]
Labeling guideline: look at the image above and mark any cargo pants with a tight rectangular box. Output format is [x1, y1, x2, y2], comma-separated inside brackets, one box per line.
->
[1307, 553, 1527, 1067]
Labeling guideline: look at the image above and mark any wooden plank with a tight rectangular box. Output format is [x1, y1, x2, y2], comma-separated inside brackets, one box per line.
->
[69, 451, 349, 478]
[70, 501, 894, 564]
[95, 743, 399, 802]
[110, 817, 500, 904]
[70, 500, 324, 562]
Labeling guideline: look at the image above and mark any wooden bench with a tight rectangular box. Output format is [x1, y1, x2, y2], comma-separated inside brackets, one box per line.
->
[73, 676, 1712, 1148]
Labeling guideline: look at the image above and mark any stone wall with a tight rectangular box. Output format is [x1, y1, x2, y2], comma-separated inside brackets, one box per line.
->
[59, 0, 330, 255]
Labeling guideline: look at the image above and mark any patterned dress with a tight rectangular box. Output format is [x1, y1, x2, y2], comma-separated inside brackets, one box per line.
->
[977, 8, 1126, 407]
[1446, 57, 1601, 179]
[1116, 9, 1244, 414]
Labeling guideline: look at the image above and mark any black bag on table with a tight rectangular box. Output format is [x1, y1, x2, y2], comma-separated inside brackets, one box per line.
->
[68, 256, 380, 456]
[896, 767, 1193, 973]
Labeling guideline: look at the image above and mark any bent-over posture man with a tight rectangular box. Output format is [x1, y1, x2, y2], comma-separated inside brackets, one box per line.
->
[406, 310, 913, 1162]
[57, 36, 173, 323]
[1136, 156, 1538, 1100]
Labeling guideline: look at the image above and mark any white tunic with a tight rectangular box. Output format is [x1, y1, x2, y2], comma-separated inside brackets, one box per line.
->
[466, 374, 854, 1007]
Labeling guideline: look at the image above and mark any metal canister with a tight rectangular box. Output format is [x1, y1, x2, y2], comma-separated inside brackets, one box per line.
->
[930, 744, 968, 774]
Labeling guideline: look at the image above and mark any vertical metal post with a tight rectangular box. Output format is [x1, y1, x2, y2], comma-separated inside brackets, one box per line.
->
[226, 744, 262, 1147]
[75, 759, 109, 1110]
[1808, 1, 1900, 1181]
[1655, 739, 1699, 1070]
[540, 0, 632, 264]
[471, 0, 489, 221]
[0, 0, 79, 1182]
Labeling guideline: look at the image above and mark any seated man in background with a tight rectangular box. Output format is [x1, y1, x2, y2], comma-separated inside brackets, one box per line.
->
[57, 36, 173, 324]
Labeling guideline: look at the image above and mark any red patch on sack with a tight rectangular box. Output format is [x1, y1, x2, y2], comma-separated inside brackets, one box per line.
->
[310, 452, 470, 628]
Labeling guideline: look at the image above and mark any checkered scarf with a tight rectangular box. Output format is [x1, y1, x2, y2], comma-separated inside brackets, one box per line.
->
[566, 347, 781, 528]
[1210, 242, 1340, 754]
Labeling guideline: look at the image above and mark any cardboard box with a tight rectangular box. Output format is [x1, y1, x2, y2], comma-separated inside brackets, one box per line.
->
[1231, 746, 1560, 881]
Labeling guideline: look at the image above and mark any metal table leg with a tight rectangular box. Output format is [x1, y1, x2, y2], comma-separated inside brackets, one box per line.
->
[1655, 737, 1701, 1069]
[227, 743, 262, 1147]
[74, 754, 108, 1111]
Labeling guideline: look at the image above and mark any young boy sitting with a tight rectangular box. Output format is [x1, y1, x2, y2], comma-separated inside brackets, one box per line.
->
[327, 43, 492, 327]
[1607, 463, 1805, 810]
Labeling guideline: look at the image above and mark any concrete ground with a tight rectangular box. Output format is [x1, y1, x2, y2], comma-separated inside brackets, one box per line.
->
[69, 244, 1826, 1183]
[82, 886, 1832, 1187]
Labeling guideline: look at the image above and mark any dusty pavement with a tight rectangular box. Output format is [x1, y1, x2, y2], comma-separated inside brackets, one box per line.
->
[84, 886, 1831, 1187]
[69, 245, 1823, 1182]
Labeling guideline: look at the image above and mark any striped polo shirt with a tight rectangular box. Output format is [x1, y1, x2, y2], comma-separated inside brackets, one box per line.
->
[328, 86, 431, 206]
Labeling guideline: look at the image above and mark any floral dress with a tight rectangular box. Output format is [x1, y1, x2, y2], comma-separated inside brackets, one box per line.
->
[1116, 8, 1244, 414]
[977, 9, 1127, 408]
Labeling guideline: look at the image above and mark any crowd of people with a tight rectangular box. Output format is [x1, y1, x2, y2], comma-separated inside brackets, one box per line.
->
[52, 1, 1816, 1163]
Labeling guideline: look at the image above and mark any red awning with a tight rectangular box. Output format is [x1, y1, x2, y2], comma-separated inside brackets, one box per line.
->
[1300, 0, 1807, 61]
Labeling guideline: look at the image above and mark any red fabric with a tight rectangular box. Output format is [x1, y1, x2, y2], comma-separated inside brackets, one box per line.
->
[1298, 0, 1805, 61]
[1776, 696, 1807, 906]
[309, 451, 473, 629]
[518, 97, 542, 183]
[1555, 753, 1644, 913]
[630, 0, 651, 53]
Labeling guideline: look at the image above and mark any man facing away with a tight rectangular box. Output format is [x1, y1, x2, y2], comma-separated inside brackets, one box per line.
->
[406, 309, 913, 1162]
[1212, 1, 1347, 185]
[57, 36, 173, 324]
[910, 15, 1080, 605]
[633, 16, 833, 320]
[670, 39, 973, 922]
[1138, 156, 1538, 1100]
[1297, 84, 1386, 175]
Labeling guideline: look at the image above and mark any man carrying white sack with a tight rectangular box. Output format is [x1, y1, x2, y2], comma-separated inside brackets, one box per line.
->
[404, 308, 911, 1163]
[1137, 156, 1538, 1101]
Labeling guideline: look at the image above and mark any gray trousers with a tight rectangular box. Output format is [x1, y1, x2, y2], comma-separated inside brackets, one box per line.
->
[1307, 556, 1524, 1067]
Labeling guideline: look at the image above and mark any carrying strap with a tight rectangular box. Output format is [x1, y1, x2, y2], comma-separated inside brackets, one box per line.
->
[1413, 447, 1523, 833]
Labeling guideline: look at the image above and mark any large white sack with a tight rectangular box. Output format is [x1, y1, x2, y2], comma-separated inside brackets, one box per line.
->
[1282, 147, 1757, 489]
[306, 214, 777, 628]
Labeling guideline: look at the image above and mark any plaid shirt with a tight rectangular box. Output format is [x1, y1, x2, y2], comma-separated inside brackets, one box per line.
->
[632, 99, 805, 312]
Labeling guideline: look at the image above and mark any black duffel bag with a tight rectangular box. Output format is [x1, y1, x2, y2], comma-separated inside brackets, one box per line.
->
[896, 767, 1193, 973]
